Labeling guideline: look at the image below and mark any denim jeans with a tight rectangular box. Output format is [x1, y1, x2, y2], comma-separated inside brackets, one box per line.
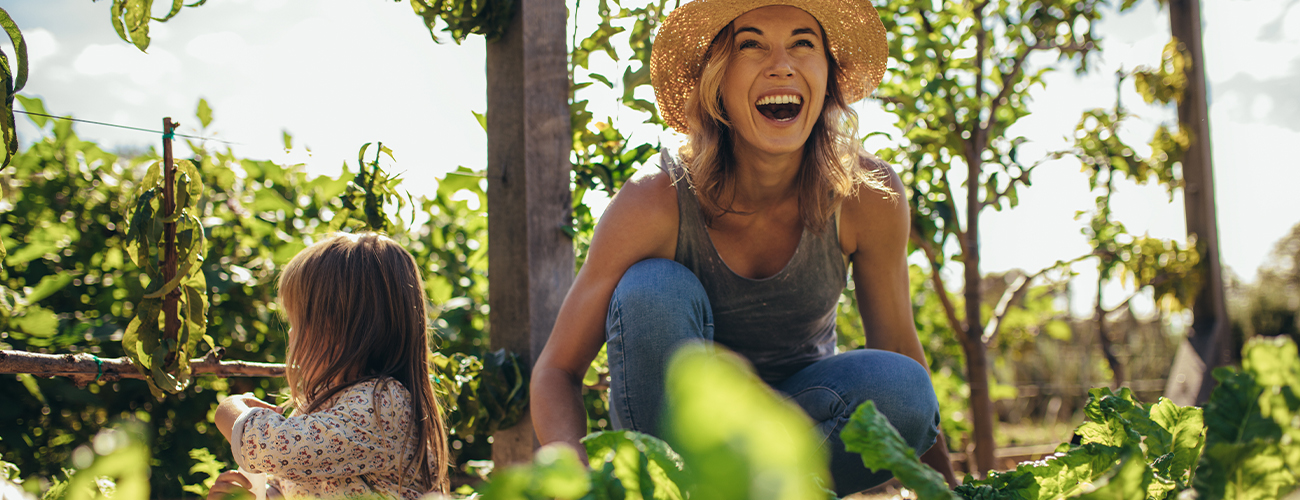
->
[605, 259, 941, 496]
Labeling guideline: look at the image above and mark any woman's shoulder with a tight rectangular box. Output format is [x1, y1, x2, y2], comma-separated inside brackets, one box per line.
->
[603, 150, 680, 227]
[839, 153, 908, 254]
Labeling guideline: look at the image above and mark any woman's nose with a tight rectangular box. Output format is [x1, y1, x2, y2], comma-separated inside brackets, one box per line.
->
[765, 49, 795, 79]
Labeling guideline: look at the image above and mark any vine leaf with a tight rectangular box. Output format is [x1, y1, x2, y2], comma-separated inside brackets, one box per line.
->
[1, 6, 28, 170]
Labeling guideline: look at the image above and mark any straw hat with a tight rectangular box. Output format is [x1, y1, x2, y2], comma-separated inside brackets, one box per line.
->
[650, 0, 889, 133]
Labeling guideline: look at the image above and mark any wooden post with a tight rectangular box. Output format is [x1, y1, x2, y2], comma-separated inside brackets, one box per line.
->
[485, 0, 573, 466]
[162, 117, 180, 363]
[1162, 0, 1231, 406]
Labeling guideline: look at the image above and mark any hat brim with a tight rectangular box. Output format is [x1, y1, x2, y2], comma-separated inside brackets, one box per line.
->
[650, 0, 889, 134]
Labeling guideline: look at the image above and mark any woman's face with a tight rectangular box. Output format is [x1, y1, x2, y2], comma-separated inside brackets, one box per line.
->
[720, 6, 829, 159]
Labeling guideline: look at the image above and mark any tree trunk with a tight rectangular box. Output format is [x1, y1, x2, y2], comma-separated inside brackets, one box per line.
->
[964, 142, 996, 475]
[1095, 282, 1125, 388]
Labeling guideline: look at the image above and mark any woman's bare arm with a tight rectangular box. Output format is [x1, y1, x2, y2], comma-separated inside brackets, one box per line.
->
[841, 164, 958, 486]
[530, 169, 679, 461]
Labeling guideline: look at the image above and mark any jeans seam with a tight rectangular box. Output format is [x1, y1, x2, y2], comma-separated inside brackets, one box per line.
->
[788, 386, 849, 450]
[610, 294, 637, 431]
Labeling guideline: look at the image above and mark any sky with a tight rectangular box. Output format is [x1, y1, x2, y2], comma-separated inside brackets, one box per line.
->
[4, 0, 1299, 317]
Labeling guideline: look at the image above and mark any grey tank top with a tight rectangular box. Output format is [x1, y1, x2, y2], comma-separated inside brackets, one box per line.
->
[660, 151, 847, 384]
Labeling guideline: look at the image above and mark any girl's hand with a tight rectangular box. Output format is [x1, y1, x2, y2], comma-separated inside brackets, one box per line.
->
[206, 470, 252, 500]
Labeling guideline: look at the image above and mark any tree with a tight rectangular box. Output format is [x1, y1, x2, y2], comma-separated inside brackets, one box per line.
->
[870, 0, 1182, 474]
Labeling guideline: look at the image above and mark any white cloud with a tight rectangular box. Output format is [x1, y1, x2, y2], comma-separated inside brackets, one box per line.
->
[72, 43, 181, 85]
[23, 28, 60, 65]
[185, 32, 250, 65]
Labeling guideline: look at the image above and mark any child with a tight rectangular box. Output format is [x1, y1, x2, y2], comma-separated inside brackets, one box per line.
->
[211, 233, 450, 499]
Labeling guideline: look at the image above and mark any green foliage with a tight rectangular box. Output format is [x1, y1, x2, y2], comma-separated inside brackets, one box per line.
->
[1132, 39, 1189, 107]
[842, 401, 959, 500]
[180, 448, 226, 496]
[1193, 336, 1300, 499]
[122, 158, 210, 398]
[478, 344, 824, 500]
[582, 430, 685, 500]
[0, 98, 508, 494]
[663, 345, 829, 500]
[43, 423, 151, 500]
[431, 349, 529, 457]
[408, 0, 516, 43]
[0, 6, 27, 171]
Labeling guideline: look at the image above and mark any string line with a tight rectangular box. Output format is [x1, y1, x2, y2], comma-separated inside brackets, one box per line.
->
[15, 110, 242, 145]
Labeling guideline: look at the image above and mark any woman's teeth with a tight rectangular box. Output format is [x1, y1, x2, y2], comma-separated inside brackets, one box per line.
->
[755, 94, 803, 121]
[755, 94, 802, 106]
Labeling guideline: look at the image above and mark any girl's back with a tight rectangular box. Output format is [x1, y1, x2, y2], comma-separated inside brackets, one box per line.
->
[212, 233, 449, 499]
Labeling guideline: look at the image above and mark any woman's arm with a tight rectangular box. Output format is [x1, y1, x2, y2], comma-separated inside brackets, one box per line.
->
[531, 169, 679, 461]
[841, 164, 958, 486]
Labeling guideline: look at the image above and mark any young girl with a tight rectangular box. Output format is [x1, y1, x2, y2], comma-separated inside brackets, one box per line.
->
[210, 232, 450, 499]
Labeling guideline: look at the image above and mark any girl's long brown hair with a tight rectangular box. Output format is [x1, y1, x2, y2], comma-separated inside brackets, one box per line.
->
[277, 233, 449, 494]
[680, 22, 897, 233]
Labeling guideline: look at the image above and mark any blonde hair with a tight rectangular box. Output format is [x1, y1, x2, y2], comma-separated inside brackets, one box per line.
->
[679, 22, 896, 233]
[277, 233, 449, 494]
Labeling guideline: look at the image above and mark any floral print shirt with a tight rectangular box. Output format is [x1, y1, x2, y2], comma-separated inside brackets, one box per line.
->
[230, 378, 435, 500]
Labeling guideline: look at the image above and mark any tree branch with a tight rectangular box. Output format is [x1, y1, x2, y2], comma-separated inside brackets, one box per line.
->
[982, 254, 1091, 345]
[0, 350, 285, 388]
[982, 45, 1035, 135]
[911, 227, 968, 344]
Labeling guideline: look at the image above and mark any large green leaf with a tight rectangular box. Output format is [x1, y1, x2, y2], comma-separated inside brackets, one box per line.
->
[663, 344, 829, 500]
[1147, 398, 1204, 488]
[841, 401, 958, 500]
[1193, 337, 1300, 499]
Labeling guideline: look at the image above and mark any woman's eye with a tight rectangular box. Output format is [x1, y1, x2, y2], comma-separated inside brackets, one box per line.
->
[739, 40, 761, 49]
[793, 39, 816, 48]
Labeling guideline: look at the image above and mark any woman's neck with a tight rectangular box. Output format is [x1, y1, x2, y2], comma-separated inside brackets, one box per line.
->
[729, 144, 803, 211]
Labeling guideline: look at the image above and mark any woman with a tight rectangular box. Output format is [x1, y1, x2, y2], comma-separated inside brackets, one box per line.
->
[531, 0, 957, 494]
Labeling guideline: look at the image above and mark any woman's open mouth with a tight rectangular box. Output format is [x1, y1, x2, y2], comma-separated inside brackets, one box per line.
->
[755, 94, 803, 122]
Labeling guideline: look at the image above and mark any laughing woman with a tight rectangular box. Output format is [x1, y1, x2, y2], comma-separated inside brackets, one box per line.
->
[530, 0, 956, 493]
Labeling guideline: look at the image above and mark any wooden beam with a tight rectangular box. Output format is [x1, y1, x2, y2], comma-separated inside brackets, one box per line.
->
[1163, 0, 1231, 406]
[485, 0, 573, 466]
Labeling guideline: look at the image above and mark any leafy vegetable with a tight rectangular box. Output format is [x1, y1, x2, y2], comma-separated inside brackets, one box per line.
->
[663, 344, 830, 500]
[582, 430, 685, 500]
[841, 401, 958, 500]
[1193, 336, 1300, 499]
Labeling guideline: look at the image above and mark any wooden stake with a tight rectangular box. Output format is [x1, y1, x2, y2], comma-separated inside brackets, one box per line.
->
[486, 0, 572, 466]
[1162, 0, 1231, 406]
[162, 117, 180, 364]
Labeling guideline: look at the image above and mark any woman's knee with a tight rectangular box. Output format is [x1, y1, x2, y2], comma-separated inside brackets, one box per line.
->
[610, 259, 710, 321]
[866, 351, 940, 449]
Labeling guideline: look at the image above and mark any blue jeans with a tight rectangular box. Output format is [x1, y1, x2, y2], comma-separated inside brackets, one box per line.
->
[605, 259, 941, 496]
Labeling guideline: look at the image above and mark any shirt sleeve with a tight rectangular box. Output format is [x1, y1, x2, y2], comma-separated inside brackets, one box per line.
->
[233, 380, 415, 481]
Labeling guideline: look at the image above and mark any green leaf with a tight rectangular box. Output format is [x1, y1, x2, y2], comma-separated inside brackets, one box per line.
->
[15, 95, 48, 128]
[0, 7, 28, 93]
[841, 401, 958, 500]
[664, 344, 829, 500]
[196, 98, 213, 128]
[582, 430, 686, 500]
[472, 110, 487, 132]
[1147, 398, 1204, 487]
[1075, 451, 1153, 500]
[23, 272, 74, 304]
[1194, 337, 1300, 499]
[477, 445, 591, 500]
[12, 306, 58, 338]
